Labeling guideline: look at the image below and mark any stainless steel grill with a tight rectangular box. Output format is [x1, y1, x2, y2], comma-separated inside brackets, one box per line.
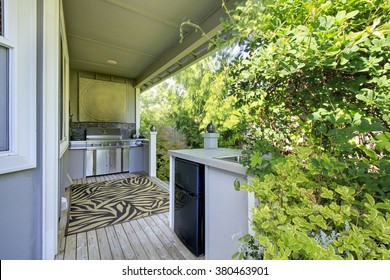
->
[85, 127, 123, 176]
[86, 127, 122, 148]
[83, 127, 147, 176]
[86, 127, 121, 140]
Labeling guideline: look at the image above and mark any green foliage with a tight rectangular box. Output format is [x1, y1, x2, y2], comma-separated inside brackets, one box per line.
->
[221, 0, 390, 259]
[171, 54, 245, 148]
[239, 148, 390, 259]
[221, 0, 390, 152]
[139, 124, 186, 182]
[233, 234, 266, 260]
[140, 52, 247, 179]
[140, 85, 186, 181]
[155, 127, 186, 181]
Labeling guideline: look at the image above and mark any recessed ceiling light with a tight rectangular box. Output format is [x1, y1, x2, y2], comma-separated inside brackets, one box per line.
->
[106, 59, 117, 65]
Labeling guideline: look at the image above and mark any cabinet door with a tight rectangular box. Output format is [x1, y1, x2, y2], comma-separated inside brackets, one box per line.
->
[85, 150, 94, 177]
[69, 149, 85, 179]
[122, 148, 129, 172]
[108, 148, 122, 174]
[96, 149, 108, 175]
[129, 147, 144, 173]
[143, 144, 149, 173]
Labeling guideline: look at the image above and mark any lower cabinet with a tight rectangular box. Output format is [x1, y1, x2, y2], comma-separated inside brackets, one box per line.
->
[68, 149, 85, 179]
[143, 143, 149, 173]
[122, 148, 129, 172]
[129, 146, 144, 173]
[85, 150, 94, 177]
[69, 145, 149, 179]
[95, 148, 121, 176]
[205, 167, 248, 260]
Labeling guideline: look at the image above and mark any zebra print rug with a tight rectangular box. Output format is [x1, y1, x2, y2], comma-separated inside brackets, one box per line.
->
[66, 176, 169, 235]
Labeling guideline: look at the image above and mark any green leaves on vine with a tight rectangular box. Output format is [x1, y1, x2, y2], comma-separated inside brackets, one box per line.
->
[238, 148, 390, 260]
[225, 0, 390, 260]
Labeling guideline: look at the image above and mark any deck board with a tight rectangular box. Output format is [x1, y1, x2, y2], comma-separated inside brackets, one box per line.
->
[59, 172, 200, 260]
[106, 226, 125, 260]
[144, 215, 185, 260]
[96, 228, 113, 260]
[63, 234, 76, 260]
[150, 214, 196, 260]
[114, 224, 137, 260]
[76, 232, 88, 260]
[136, 218, 173, 260]
[122, 221, 149, 260]
[87, 230, 100, 260]
[130, 219, 161, 260]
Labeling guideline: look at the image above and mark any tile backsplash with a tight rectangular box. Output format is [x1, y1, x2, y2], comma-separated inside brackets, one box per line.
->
[70, 122, 136, 140]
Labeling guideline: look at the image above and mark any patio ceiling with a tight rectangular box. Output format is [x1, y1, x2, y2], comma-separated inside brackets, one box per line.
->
[62, 0, 240, 92]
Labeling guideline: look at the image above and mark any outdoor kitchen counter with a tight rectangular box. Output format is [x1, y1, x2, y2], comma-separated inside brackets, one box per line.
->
[168, 148, 251, 260]
[168, 148, 247, 175]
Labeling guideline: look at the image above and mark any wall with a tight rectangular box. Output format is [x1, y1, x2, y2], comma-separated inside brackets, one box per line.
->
[59, 150, 71, 217]
[0, 170, 41, 259]
[0, 0, 42, 260]
[0, 0, 65, 260]
[69, 70, 137, 124]
[68, 70, 137, 139]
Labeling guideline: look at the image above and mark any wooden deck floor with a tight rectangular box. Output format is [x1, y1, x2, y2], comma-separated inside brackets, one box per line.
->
[56, 172, 201, 260]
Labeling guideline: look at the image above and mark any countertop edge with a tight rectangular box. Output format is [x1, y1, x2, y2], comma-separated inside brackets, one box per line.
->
[168, 148, 248, 176]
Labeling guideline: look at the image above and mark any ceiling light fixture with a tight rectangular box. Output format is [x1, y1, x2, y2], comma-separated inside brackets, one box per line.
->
[106, 59, 117, 65]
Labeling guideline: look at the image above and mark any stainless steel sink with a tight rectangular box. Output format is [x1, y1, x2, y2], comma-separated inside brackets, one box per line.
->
[214, 155, 246, 163]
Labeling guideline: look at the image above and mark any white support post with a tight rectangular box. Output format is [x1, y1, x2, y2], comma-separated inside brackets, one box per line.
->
[148, 131, 157, 177]
[135, 88, 141, 136]
[203, 133, 220, 149]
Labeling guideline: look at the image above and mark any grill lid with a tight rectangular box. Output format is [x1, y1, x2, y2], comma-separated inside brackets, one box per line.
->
[86, 127, 122, 140]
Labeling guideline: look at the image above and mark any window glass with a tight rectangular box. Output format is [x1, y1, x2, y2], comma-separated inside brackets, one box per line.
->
[0, 44, 9, 151]
[0, 0, 37, 173]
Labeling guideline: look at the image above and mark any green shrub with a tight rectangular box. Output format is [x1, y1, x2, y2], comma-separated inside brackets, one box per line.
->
[220, 0, 390, 259]
[155, 127, 186, 181]
[238, 147, 390, 259]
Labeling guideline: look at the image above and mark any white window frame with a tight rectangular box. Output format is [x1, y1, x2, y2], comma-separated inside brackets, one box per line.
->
[0, 0, 37, 174]
[59, 1, 69, 157]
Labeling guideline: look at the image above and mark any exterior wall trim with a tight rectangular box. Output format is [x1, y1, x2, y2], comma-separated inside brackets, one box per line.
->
[41, 0, 60, 259]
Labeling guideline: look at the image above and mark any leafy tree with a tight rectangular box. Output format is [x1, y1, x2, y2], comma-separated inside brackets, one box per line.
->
[140, 52, 246, 179]
[170, 54, 245, 148]
[220, 0, 390, 259]
[140, 82, 186, 181]
[223, 0, 390, 152]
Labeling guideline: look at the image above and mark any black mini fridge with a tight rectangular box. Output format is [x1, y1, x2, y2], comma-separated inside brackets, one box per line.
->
[174, 158, 205, 257]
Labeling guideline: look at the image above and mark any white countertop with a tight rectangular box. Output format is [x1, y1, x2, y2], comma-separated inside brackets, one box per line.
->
[168, 148, 247, 175]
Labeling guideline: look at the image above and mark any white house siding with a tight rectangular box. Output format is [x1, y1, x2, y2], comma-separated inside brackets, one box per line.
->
[0, 171, 42, 259]
[0, 0, 41, 260]
[0, 0, 63, 260]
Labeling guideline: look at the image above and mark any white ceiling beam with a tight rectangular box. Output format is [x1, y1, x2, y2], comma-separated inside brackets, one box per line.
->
[134, 0, 236, 89]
